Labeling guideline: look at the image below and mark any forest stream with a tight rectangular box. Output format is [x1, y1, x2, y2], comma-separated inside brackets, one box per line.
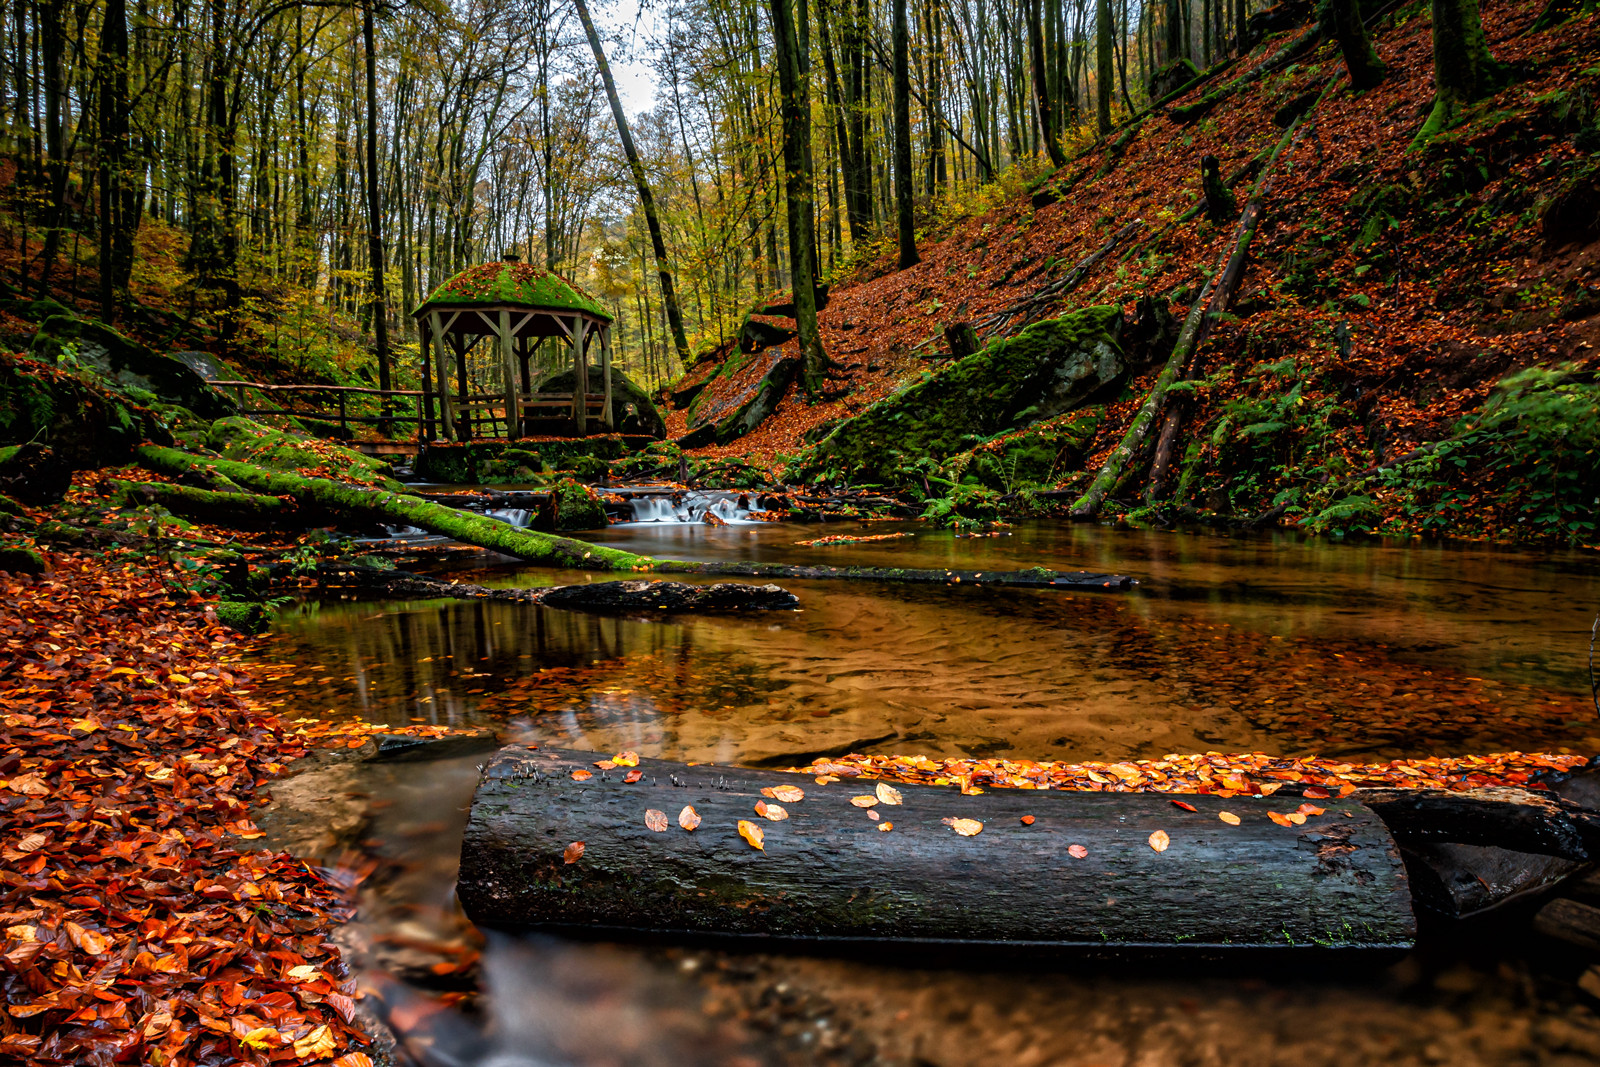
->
[240, 521, 1600, 1067]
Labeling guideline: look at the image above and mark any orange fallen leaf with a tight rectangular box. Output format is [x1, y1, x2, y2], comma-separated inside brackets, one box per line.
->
[64, 921, 109, 955]
[755, 800, 789, 821]
[570, 769, 592, 782]
[1170, 800, 1197, 812]
[850, 795, 877, 808]
[644, 809, 669, 832]
[1296, 803, 1325, 816]
[944, 817, 983, 836]
[1218, 811, 1241, 826]
[1303, 787, 1331, 799]
[678, 806, 701, 831]
[875, 782, 904, 806]
[1287, 811, 1307, 825]
[878, 821, 893, 831]
[815, 774, 840, 784]
[563, 841, 585, 863]
[293, 1024, 337, 1060]
[332, 1055, 376, 1067]
[1067, 843, 1088, 858]
[1020, 815, 1035, 825]
[624, 769, 644, 783]
[613, 751, 640, 767]
[867, 808, 880, 821]
[1267, 811, 1293, 827]
[738, 820, 765, 850]
[1148, 829, 1171, 852]
[763, 784, 805, 802]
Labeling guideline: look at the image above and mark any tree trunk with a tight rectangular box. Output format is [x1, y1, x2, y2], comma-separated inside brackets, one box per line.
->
[1414, 0, 1507, 144]
[363, 2, 393, 434]
[98, 0, 130, 321]
[1096, 0, 1114, 134]
[892, 0, 919, 269]
[458, 745, 1417, 952]
[1028, 0, 1067, 166]
[1319, 0, 1387, 90]
[770, 0, 829, 395]
[573, 0, 692, 366]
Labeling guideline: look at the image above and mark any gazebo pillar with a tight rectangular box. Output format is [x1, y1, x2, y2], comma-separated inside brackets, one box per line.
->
[428, 311, 456, 443]
[600, 325, 614, 430]
[571, 314, 587, 436]
[455, 334, 471, 442]
[498, 308, 521, 439]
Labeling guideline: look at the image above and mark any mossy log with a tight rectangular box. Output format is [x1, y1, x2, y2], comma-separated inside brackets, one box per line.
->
[457, 745, 1416, 954]
[112, 480, 303, 530]
[137, 446, 1136, 590]
[315, 564, 801, 612]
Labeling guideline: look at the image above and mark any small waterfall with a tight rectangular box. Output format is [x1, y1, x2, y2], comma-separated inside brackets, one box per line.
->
[628, 497, 681, 523]
[620, 490, 758, 525]
[485, 508, 533, 528]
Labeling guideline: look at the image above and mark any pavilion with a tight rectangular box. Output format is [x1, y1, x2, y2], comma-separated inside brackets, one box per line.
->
[413, 256, 616, 441]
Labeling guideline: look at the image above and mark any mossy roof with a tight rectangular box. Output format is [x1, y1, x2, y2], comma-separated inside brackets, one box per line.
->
[413, 261, 613, 321]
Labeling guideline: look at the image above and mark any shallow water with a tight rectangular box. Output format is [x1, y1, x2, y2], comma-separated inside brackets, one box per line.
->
[244, 521, 1600, 1066]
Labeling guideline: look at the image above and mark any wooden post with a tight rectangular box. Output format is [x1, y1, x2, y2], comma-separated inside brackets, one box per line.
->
[338, 391, 348, 436]
[572, 315, 588, 436]
[419, 316, 436, 442]
[430, 312, 456, 443]
[499, 308, 520, 440]
[518, 336, 532, 397]
[600, 323, 615, 430]
[455, 333, 472, 443]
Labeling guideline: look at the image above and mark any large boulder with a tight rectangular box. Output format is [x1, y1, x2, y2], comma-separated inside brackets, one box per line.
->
[28, 315, 235, 419]
[538, 365, 667, 438]
[680, 345, 802, 447]
[787, 306, 1125, 488]
[0, 352, 168, 470]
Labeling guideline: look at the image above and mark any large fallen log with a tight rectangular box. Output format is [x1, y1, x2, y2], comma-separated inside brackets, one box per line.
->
[1357, 786, 1600, 862]
[136, 446, 1135, 590]
[458, 746, 1416, 954]
[1401, 842, 1585, 918]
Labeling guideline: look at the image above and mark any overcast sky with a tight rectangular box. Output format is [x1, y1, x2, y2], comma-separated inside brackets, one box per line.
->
[599, 0, 659, 116]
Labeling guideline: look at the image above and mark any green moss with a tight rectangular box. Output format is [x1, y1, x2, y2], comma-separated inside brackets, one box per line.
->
[415, 261, 612, 320]
[788, 307, 1124, 489]
[0, 542, 45, 575]
[417, 437, 632, 484]
[214, 600, 271, 634]
[207, 417, 402, 490]
[0, 352, 166, 469]
[551, 478, 609, 531]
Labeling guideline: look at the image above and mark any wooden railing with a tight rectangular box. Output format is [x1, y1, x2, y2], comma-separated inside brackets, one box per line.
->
[210, 380, 425, 439]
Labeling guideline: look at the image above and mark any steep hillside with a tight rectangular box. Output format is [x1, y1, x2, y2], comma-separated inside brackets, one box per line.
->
[679, 0, 1600, 543]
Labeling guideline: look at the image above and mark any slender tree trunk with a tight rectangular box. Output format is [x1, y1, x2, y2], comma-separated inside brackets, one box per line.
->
[573, 0, 691, 366]
[98, 0, 130, 320]
[1029, 0, 1067, 165]
[1320, 0, 1387, 90]
[770, 0, 828, 393]
[893, 0, 918, 268]
[33, 0, 66, 297]
[1096, 0, 1113, 134]
[362, 1, 392, 433]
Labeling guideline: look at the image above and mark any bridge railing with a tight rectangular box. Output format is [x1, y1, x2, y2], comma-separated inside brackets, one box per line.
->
[209, 381, 426, 439]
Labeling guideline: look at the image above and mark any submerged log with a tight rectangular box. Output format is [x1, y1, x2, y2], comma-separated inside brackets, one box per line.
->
[1401, 843, 1584, 919]
[458, 746, 1416, 954]
[1358, 786, 1600, 862]
[315, 563, 800, 613]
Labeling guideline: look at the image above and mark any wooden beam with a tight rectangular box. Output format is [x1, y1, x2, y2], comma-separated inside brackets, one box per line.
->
[429, 311, 457, 443]
[572, 315, 588, 436]
[600, 324, 615, 429]
[499, 308, 521, 440]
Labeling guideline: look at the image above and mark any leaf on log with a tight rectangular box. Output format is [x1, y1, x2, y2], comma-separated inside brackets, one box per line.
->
[878, 822, 894, 831]
[944, 817, 983, 836]
[1218, 811, 1241, 826]
[762, 785, 805, 802]
[624, 769, 643, 783]
[850, 795, 877, 808]
[571, 769, 592, 782]
[1298, 804, 1325, 816]
[1149, 829, 1171, 852]
[1268, 811, 1292, 827]
[613, 751, 640, 767]
[563, 841, 585, 864]
[755, 801, 789, 821]
[876, 782, 904, 806]
[644, 809, 669, 832]
[1020, 815, 1036, 825]
[737, 820, 765, 850]
[678, 806, 701, 831]
[1171, 800, 1197, 812]
[1067, 843, 1088, 858]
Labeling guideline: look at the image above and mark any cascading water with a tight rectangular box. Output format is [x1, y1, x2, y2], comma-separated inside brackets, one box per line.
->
[485, 508, 534, 528]
[618, 490, 757, 525]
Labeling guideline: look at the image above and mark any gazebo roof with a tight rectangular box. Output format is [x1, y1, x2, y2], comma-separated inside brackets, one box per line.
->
[413, 260, 613, 322]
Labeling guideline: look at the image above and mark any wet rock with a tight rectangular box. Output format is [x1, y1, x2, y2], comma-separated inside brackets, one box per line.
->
[683, 346, 802, 445]
[28, 314, 235, 419]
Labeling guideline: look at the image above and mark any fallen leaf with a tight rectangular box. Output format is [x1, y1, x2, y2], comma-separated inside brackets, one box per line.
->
[332, 1055, 376, 1067]
[563, 841, 585, 863]
[1067, 843, 1088, 858]
[240, 1026, 282, 1050]
[570, 769, 592, 782]
[64, 921, 109, 955]
[1020, 815, 1035, 825]
[875, 782, 904, 806]
[944, 817, 983, 836]
[14, 833, 46, 853]
[1148, 829, 1171, 852]
[613, 751, 640, 767]
[850, 795, 877, 808]
[644, 809, 669, 832]
[763, 784, 805, 802]
[1268, 811, 1293, 827]
[1303, 787, 1331, 799]
[284, 964, 320, 983]
[1287, 811, 1307, 825]
[815, 774, 839, 784]
[678, 806, 701, 831]
[1296, 803, 1325, 816]
[1170, 800, 1198, 812]
[867, 808, 880, 820]
[738, 820, 765, 850]
[755, 800, 789, 821]
[293, 1024, 337, 1060]
[878, 821, 893, 831]
[624, 769, 643, 783]
[1218, 811, 1241, 826]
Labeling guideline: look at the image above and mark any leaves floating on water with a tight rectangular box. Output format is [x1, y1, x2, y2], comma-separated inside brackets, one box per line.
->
[1170, 800, 1198, 812]
[875, 782, 904, 806]
[763, 784, 806, 802]
[570, 769, 592, 781]
[1067, 843, 1089, 858]
[679, 806, 701, 831]
[738, 820, 765, 850]
[755, 800, 789, 821]
[1148, 829, 1171, 852]
[850, 795, 878, 808]
[563, 841, 585, 863]
[793, 532, 915, 547]
[1218, 811, 1242, 826]
[644, 809, 669, 832]
[944, 817, 983, 836]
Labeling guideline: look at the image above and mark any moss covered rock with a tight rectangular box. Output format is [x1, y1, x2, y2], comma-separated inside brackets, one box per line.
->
[28, 315, 235, 419]
[682, 346, 801, 446]
[551, 478, 609, 531]
[0, 352, 167, 469]
[214, 600, 271, 634]
[538, 365, 667, 438]
[788, 306, 1125, 488]
[207, 416, 402, 489]
[0, 540, 45, 575]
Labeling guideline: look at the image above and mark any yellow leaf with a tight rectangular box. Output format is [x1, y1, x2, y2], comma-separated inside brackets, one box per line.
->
[814, 774, 839, 785]
[878, 821, 893, 831]
[5, 925, 35, 942]
[678, 806, 701, 831]
[737, 820, 765, 850]
[945, 818, 983, 837]
[69, 718, 99, 734]
[240, 1027, 282, 1050]
[850, 795, 877, 808]
[1148, 829, 1171, 852]
[168, 674, 191, 685]
[763, 785, 805, 803]
[875, 782, 903, 806]
[1218, 811, 1241, 826]
[293, 1024, 336, 1060]
[284, 964, 319, 983]
[612, 751, 639, 767]
[755, 800, 789, 821]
